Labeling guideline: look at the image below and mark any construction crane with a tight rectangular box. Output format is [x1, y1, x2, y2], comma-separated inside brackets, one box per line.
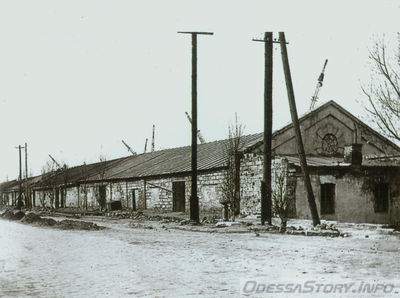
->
[121, 140, 137, 156]
[48, 154, 62, 169]
[310, 59, 328, 110]
[185, 111, 206, 144]
[144, 138, 148, 153]
[151, 125, 155, 152]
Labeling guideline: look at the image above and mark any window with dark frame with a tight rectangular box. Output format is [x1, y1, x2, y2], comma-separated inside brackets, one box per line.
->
[321, 183, 335, 215]
[374, 183, 389, 213]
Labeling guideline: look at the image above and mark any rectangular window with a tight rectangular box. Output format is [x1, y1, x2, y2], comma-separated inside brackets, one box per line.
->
[374, 183, 389, 213]
[321, 183, 335, 215]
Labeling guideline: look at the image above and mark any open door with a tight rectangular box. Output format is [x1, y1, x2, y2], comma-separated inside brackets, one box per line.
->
[172, 181, 185, 212]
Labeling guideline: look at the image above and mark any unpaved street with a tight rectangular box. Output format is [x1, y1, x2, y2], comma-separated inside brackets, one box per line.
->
[0, 218, 399, 297]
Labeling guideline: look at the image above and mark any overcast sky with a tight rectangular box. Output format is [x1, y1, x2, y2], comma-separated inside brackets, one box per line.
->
[0, 0, 399, 180]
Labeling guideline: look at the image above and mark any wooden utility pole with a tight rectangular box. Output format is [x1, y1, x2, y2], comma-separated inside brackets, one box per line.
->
[279, 32, 320, 226]
[24, 142, 29, 208]
[15, 145, 24, 209]
[253, 32, 274, 225]
[178, 31, 213, 223]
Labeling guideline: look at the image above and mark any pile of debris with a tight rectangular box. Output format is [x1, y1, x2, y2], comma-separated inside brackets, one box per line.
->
[285, 223, 348, 237]
[1, 208, 25, 221]
[21, 212, 57, 226]
[1, 209, 105, 231]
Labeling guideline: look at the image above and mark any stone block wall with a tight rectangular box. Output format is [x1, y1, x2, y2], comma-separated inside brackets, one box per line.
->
[240, 153, 263, 215]
[132, 172, 226, 213]
[295, 172, 400, 224]
[240, 153, 297, 216]
[65, 187, 78, 207]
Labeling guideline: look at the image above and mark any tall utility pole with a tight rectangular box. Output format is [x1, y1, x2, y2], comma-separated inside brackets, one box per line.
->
[15, 145, 24, 209]
[253, 32, 275, 225]
[144, 138, 148, 153]
[24, 142, 29, 208]
[178, 31, 213, 223]
[279, 32, 320, 226]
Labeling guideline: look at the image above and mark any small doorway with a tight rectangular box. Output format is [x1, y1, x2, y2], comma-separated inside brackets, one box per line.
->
[321, 183, 335, 215]
[55, 188, 60, 209]
[172, 181, 185, 212]
[98, 185, 107, 209]
[131, 189, 137, 211]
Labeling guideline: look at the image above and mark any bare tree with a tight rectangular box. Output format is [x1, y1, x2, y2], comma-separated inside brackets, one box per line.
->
[220, 114, 246, 221]
[40, 160, 58, 209]
[362, 35, 400, 142]
[79, 162, 90, 210]
[272, 158, 290, 232]
[59, 163, 69, 208]
[38, 192, 46, 209]
[95, 155, 108, 210]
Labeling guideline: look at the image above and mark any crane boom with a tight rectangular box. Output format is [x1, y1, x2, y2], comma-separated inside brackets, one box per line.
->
[48, 154, 62, 169]
[310, 59, 328, 110]
[144, 138, 148, 153]
[121, 140, 137, 156]
[185, 111, 206, 144]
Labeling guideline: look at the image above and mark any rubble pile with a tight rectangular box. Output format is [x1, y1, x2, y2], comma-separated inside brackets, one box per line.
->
[1, 209, 25, 221]
[285, 223, 348, 237]
[1, 209, 105, 230]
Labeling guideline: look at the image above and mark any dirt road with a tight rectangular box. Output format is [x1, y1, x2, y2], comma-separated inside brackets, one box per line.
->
[0, 217, 399, 297]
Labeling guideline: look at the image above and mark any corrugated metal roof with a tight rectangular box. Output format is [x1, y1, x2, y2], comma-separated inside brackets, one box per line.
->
[12, 133, 263, 190]
[0, 179, 20, 192]
[87, 133, 264, 181]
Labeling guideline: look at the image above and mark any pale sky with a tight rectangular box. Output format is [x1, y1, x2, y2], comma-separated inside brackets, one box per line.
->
[0, 0, 399, 181]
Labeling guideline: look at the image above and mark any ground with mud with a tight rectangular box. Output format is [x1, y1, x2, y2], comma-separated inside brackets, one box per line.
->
[1, 208, 105, 230]
[1, 208, 399, 297]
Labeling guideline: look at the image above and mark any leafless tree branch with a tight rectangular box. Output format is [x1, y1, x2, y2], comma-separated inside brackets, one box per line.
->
[362, 35, 400, 142]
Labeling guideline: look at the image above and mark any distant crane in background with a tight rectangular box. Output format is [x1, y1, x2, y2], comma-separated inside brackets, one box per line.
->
[121, 140, 137, 156]
[151, 125, 155, 152]
[48, 154, 62, 169]
[185, 111, 206, 144]
[310, 59, 328, 110]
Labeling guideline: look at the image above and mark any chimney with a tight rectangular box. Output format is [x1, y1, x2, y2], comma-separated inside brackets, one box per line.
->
[344, 144, 363, 165]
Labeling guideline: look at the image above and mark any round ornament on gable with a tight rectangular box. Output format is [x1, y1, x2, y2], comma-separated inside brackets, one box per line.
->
[321, 133, 338, 155]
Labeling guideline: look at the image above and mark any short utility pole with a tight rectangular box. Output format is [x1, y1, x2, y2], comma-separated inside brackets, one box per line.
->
[178, 31, 213, 223]
[15, 144, 25, 209]
[24, 142, 29, 208]
[279, 32, 320, 226]
[253, 32, 276, 225]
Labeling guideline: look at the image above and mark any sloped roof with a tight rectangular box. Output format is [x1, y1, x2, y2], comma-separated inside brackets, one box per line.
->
[34, 157, 130, 188]
[0, 175, 44, 192]
[24, 133, 263, 189]
[86, 133, 264, 181]
[0, 179, 20, 192]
